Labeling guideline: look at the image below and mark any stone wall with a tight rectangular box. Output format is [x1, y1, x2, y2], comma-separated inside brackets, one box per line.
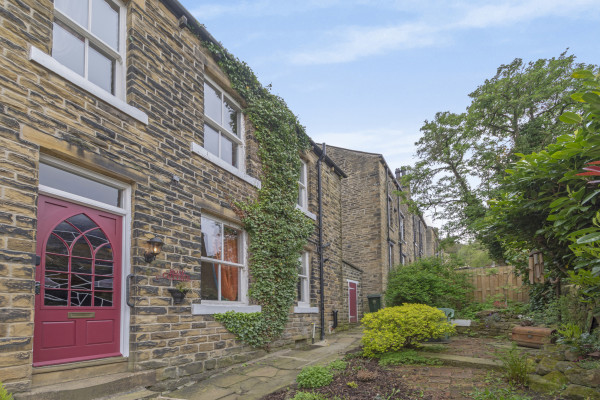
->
[326, 148, 382, 305]
[327, 146, 435, 307]
[530, 347, 600, 399]
[0, 0, 350, 394]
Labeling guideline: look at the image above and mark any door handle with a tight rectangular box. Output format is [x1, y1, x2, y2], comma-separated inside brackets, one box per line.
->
[35, 281, 41, 295]
[126, 274, 134, 307]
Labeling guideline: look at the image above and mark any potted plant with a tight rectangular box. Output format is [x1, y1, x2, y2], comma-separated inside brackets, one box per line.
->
[168, 282, 190, 304]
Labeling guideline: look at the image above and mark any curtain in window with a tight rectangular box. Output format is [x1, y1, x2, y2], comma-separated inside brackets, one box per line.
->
[221, 228, 239, 301]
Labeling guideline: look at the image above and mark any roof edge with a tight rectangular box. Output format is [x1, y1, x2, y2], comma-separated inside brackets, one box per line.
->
[159, 0, 221, 48]
[311, 142, 347, 178]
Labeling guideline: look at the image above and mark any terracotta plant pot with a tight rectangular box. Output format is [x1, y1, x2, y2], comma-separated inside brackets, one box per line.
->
[168, 288, 188, 304]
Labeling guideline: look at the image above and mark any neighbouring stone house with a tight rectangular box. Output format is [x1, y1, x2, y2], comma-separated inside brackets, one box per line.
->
[0, 0, 361, 397]
[326, 146, 440, 307]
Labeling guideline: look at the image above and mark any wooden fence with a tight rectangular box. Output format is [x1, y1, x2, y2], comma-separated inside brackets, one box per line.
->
[464, 265, 529, 303]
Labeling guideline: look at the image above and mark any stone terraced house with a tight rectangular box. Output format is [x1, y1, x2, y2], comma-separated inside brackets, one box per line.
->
[0, 0, 435, 398]
[327, 146, 441, 307]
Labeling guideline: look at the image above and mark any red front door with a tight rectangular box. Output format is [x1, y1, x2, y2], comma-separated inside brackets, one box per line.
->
[34, 195, 122, 366]
[348, 281, 357, 323]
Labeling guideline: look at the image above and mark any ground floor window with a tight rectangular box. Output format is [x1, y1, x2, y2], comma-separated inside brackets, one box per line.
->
[200, 215, 246, 302]
[297, 252, 310, 306]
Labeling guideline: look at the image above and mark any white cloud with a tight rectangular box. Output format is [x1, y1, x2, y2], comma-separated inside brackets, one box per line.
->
[454, 0, 596, 29]
[287, 0, 598, 65]
[289, 23, 439, 65]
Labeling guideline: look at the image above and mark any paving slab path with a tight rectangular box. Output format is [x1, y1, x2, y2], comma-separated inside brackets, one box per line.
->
[161, 327, 363, 400]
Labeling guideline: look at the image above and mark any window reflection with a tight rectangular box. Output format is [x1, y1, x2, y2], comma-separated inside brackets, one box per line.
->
[39, 162, 121, 207]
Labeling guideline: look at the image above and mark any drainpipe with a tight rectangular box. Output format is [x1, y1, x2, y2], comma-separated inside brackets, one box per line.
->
[395, 168, 402, 264]
[385, 165, 391, 267]
[317, 143, 326, 341]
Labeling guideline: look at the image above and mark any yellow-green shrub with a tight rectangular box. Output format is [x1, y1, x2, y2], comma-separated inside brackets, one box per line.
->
[361, 304, 455, 357]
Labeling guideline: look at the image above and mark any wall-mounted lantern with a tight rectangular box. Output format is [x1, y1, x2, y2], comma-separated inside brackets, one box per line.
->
[144, 236, 164, 263]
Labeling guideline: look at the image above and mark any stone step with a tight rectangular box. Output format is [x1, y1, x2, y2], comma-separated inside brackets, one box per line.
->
[32, 357, 129, 388]
[14, 370, 156, 400]
[420, 352, 502, 370]
[97, 388, 159, 400]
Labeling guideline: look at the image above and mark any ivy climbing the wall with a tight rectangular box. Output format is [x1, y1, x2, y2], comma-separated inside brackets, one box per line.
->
[205, 42, 314, 347]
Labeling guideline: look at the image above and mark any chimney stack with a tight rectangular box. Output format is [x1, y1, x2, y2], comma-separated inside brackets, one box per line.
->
[395, 168, 402, 180]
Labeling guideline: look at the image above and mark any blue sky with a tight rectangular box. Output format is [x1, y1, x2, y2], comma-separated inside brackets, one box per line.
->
[180, 0, 598, 225]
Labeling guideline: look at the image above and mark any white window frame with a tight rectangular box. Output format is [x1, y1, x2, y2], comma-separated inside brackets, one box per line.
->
[294, 252, 317, 314]
[388, 243, 394, 269]
[297, 160, 308, 210]
[37, 154, 132, 359]
[294, 159, 316, 220]
[203, 78, 245, 169]
[399, 212, 405, 243]
[193, 215, 260, 314]
[29, 1, 147, 124]
[52, 0, 127, 99]
[387, 195, 393, 230]
[297, 252, 309, 307]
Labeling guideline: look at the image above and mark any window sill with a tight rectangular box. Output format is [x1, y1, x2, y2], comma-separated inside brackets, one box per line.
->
[192, 303, 261, 315]
[296, 204, 316, 220]
[294, 306, 319, 314]
[191, 142, 261, 188]
[28, 46, 148, 125]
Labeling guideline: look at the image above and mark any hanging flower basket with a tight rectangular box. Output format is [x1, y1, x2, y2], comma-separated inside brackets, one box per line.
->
[168, 286, 189, 304]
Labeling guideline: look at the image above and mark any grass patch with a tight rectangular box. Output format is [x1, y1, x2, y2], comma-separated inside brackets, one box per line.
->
[419, 344, 449, 353]
[378, 349, 443, 366]
[469, 387, 532, 400]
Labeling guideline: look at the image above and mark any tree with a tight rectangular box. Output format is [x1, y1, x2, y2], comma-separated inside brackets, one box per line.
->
[404, 52, 596, 244]
[484, 71, 600, 290]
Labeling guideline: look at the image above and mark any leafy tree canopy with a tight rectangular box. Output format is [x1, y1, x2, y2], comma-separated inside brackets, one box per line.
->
[484, 71, 600, 297]
[403, 52, 597, 244]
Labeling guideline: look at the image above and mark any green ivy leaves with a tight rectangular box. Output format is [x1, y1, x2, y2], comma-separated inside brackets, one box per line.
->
[204, 42, 314, 347]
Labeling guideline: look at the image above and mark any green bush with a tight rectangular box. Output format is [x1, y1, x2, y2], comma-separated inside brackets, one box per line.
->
[558, 290, 592, 331]
[496, 344, 530, 386]
[296, 365, 333, 388]
[0, 382, 13, 400]
[327, 360, 347, 371]
[557, 322, 583, 345]
[571, 330, 600, 357]
[385, 257, 473, 309]
[292, 392, 327, 400]
[213, 311, 267, 348]
[361, 304, 456, 357]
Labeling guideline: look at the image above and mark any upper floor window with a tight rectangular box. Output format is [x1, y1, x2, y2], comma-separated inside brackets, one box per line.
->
[387, 195, 393, 228]
[297, 160, 308, 210]
[399, 212, 405, 242]
[388, 243, 394, 269]
[200, 216, 246, 303]
[297, 252, 310, 306]
[52, 0, 126, 97]
[203, 80, 243, 168]
[413, 215, 417, 244]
